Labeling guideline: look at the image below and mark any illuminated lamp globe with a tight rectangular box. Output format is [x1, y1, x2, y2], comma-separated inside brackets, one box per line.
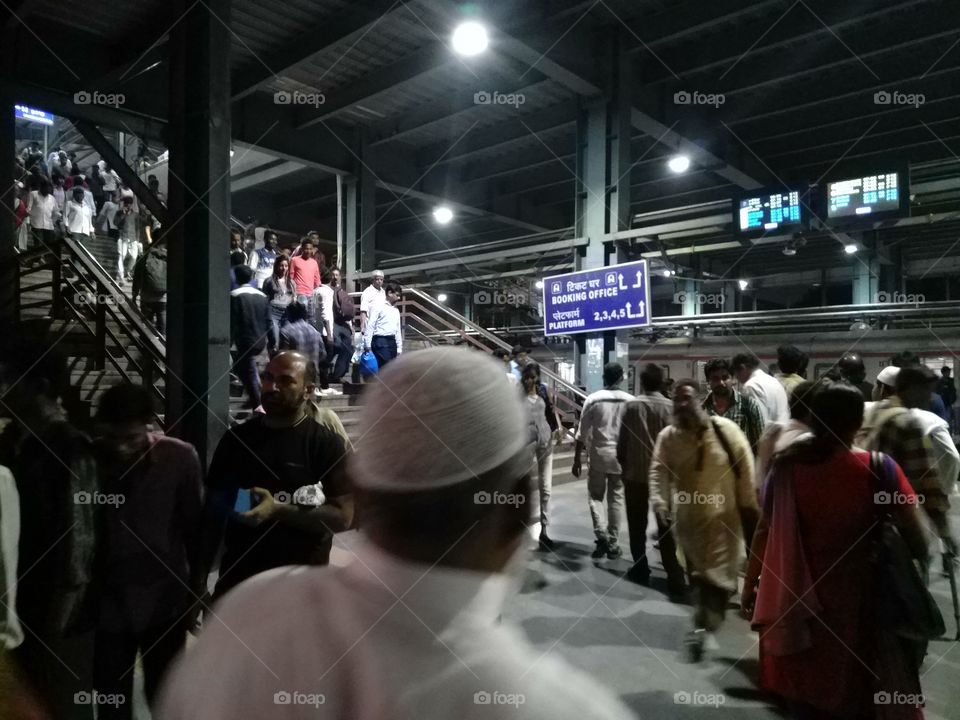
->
[437, 293, 448, 303]
[844, 243, 858, 254]
[535, 280, 544, 289]
[667, 155, 690, 173]
[451, 21, 488, 56]
[433, 206, 454, 225]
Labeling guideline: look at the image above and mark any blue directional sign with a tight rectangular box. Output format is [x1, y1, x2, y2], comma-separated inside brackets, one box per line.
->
[14, 104, 53, 126]
[542, 260, 651, 336]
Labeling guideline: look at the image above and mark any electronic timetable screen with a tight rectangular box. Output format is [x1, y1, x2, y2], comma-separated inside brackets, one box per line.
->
[827, 173, 901, 218]
[737, 191, 802, 232]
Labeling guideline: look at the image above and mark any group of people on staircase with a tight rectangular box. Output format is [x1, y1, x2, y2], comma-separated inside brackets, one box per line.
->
[226, 229, 404, 410]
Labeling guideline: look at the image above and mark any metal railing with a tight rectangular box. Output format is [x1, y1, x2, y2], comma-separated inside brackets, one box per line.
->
[397, 287, 588, 428]
[14, 236, 166, 425]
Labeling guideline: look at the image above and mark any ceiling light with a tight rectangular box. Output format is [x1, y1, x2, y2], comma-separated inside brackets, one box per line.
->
[738, 279, 749, 290]
[662, 269, 672, 277]
[451, 21, 488, 56]
[433, 206, 453, 224]
[782, 241, 796, 256]
[534, 280, 544, 289]
[667, 155, 690, 173]
[844, 243, 858, 254]
[437, 293, 448, 303]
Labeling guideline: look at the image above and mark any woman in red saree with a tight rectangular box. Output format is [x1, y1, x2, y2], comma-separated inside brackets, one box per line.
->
[742, 383, 933, 720]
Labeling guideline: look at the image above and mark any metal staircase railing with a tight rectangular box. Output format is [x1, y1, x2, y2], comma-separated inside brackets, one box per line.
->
[14, 236, 166, 425]
[397, 287, 588, 428]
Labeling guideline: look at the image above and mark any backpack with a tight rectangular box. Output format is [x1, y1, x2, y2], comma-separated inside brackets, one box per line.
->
[333, 287, 355, 325]
[143, 245, 167, 294]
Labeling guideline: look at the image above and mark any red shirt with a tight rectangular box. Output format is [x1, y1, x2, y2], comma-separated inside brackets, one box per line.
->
[289, 256, 321, 296]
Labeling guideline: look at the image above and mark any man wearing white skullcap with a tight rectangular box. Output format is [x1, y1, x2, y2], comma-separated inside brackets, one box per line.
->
[159, 348, 635, 720]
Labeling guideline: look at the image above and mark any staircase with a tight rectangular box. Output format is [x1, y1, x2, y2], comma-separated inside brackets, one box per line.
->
[12, 252, 585, 483]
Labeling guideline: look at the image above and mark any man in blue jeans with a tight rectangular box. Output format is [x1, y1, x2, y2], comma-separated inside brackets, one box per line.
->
[230, 265, 277, 408]
[363, 283, 402, 371]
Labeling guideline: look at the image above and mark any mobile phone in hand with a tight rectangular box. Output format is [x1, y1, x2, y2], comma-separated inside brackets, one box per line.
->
[234, 488, 252, 514]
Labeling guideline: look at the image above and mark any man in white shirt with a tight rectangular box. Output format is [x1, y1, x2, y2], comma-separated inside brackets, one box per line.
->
[158, 347, 634, 720]
[572, 363, 634, 560]
[363, 282, 402, 371]
[101, 164, 119, 197]
[732, 353, 789, 426]
[359, 269, 386, 332]
[116, 197, 140, 284]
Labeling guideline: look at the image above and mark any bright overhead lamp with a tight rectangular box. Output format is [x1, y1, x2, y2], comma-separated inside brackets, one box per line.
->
[738, 279, 749, 290]
[437, 293, 448, 303]
[667, 155, 690, 173]
[844, 243, 858, 254]
[782, 241, 797, 256]
[534, 280, 544, 289]
[662, 269, 672, 277]
[433, 205, 454, 225]
[451, 21, 488, 56]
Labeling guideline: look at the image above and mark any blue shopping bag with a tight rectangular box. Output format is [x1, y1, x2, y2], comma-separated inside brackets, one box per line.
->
[359, 350, 379, 377]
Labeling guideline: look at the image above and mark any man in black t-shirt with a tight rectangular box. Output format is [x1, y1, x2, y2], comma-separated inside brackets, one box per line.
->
[199, 351, 353, 599]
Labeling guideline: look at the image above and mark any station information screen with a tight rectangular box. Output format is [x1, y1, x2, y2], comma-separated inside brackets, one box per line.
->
[828, 172, 902, 218]
[737, 190, 802, 232]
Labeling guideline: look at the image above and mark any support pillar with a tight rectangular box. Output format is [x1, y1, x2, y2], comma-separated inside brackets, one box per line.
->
[573, 34, 632, 392]
[681, 279, 699, 316]
[852, 235, 880, 304]
[343, 178, 359, 290]
[165, 0, 232, 466]
[358, 133, 377, 273]
[0, 95, 16, 326]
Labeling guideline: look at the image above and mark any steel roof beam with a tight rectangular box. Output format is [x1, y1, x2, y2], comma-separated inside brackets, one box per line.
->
[231, 0, 402, 102]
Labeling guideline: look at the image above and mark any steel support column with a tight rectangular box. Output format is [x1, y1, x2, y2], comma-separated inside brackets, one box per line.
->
[165, 0, 232, 466]
[573, 36, 632, 392]
[344, 178, 359, 290]
[0, 94, 15, 326]
[359, 134, 377, 273]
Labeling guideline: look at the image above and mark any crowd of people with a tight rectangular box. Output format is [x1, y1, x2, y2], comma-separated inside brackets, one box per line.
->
[226, 229, 404, 409]
[0, 324, 960, 720]
[2, 238, 959, 720]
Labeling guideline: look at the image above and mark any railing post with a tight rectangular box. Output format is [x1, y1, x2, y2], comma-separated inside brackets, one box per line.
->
[51, 249, 62, 319]
[95, 279, 106, 370]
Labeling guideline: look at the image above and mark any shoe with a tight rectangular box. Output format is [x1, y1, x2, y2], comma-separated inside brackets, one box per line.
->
[590, 538, 609, 559]
[625, 561, 651, 585]
[606, 543, 623, 560]
[321, 387, 343, 396]
[314, 388, 323, 397]
[683, 628, 706, 663]
[538, 532, 555, 551]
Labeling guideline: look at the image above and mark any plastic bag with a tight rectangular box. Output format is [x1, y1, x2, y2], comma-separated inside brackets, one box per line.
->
[359, 350, 379, 377]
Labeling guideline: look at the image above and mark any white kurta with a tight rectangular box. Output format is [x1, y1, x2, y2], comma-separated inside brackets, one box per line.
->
[158, 541, 635, 720]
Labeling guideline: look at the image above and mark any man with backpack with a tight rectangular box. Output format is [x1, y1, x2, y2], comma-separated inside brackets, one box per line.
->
[328, 267, 356, 383]
[133, 240, 168, 335]
[649, 378, 758, 662]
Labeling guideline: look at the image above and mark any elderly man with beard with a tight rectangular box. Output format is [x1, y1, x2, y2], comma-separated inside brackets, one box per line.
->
[649, 379, 759, 663]
[197, 351, 352, 601]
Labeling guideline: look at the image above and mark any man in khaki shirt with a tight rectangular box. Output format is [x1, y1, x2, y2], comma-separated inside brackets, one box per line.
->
[649, 379, 759, 662]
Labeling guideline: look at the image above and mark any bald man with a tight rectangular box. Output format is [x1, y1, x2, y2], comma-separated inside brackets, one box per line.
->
[196, 351, 353, 600]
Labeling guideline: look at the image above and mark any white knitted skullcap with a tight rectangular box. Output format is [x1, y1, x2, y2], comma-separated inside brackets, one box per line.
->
[877, 365, 900, 387]
[351, 347, 529, 491]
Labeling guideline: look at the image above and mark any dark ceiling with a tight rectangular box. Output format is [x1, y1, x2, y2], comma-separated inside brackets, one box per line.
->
[5, 0, 960, 283]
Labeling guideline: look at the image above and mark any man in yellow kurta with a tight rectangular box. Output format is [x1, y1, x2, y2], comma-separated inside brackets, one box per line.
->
[649, 379, 759, 662]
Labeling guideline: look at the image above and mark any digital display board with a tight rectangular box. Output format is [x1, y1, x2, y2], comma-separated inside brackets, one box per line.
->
[828, 172, 903, 218]
[542, 260, 651, 337]
[14, 104, 53, 126]
[738, 190, 802, 232]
